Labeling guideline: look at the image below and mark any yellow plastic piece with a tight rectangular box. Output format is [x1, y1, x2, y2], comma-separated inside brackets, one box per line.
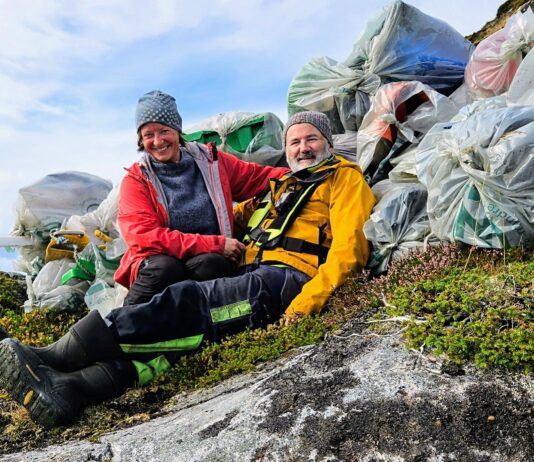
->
[45, 230, 90, 263]
[94, 229, 112, 243]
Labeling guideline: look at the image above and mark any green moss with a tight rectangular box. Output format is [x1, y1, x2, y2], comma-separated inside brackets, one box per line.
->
[166, 315, 329, 391]
[381, 259, 533, 371]
[0, 273, 26, 315]
[0, 309, 81, 347]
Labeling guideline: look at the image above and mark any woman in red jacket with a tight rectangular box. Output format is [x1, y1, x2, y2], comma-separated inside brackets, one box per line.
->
[116, 90, 288, 305]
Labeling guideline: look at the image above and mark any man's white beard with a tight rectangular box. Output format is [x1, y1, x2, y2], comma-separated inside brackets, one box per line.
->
[287, 146, 332, 172]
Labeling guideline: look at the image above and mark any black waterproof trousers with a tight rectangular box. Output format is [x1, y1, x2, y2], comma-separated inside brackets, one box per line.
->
[106, 265, 309, 384]
[123, 253, 237, 306]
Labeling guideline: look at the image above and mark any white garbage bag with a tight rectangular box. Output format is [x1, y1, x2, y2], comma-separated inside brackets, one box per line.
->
[332, 130, 358, 164]
[287, 56, 381, 133]
[356, 81, 458, 184]
[364, 181, 436, 274]
[84, 279, 127, 318]
[65, 186, 121, 246]
[415, 105, 534, 248]
[465, 7, 534, 98]
[388, 146, 420, 183]
[10, 171, 112, 274]
[450, 95, 508, 123]
[23, 258, 89, 312]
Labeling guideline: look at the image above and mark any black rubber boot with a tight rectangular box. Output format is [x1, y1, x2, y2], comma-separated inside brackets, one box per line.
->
[30, 309, 123, 371]
[0, 324, 7, 341]
[0, 338, 137, 428]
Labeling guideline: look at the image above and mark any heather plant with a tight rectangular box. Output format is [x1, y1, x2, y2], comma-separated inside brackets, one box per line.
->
[364, 249, 533, 371]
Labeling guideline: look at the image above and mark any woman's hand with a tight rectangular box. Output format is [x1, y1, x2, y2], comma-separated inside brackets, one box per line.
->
[223, 238, 246, 262]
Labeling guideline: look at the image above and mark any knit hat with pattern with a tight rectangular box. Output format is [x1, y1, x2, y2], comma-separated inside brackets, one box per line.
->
[135, 90, 182, 133]
[283, 111, 333, 148]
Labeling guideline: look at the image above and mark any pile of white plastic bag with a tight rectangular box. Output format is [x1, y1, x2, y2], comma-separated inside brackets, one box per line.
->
[286, 0, 534, 273]
[9, 172, 126, 316]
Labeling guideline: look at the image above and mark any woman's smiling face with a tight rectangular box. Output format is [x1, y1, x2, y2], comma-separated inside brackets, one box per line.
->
[140, 122, 181, 162]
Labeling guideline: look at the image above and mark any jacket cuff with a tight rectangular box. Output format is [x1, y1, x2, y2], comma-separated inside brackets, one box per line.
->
[213, 235, 226, 254]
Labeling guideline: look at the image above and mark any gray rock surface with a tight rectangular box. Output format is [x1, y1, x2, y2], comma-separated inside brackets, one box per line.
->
[1, 332, 532, 462]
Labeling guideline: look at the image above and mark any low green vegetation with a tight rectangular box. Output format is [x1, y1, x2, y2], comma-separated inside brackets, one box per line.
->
[378, 258, 533, 370]
[0, 244, 532, 453]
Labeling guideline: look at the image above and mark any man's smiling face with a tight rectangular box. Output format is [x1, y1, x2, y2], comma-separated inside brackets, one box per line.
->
[285, 123, 331, 172]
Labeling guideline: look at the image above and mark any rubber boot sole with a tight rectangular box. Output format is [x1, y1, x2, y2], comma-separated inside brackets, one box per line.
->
[0, 339, 76, 428]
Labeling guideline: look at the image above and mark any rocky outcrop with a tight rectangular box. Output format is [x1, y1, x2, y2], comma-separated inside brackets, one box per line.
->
[2, 328, 531, 462]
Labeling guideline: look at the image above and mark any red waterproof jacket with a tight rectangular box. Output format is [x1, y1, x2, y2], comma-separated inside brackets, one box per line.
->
[115, 142, 288, 288]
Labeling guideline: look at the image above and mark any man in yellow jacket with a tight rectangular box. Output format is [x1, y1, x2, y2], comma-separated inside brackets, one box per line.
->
[0, 112, 375, 429]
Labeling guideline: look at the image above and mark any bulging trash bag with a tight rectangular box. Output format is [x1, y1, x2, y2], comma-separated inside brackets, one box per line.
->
[364, 181, 437, 274]
[64, 186, 121, 246]
[23, 258, 89, 312]
[508, 48, 534, 106]
[356, 81, 458, 185]
[332, 130, 358, 164]
[465, 6, 534, 99]
[415, 105, 534, 249]
[84, 279, 127, 318]
[450, 95, 508, 123]
[287, 56, 381, 133]
[183, 112, 284, 166]
[12, 171, 112, 236]
[10, 171, 113, 274]
[345, 0, 472, 93]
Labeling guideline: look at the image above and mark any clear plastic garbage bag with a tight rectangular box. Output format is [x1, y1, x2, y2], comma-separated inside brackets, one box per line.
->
[450, 95, 508, 123]
[364, 181, 437, 274]
[465, 7, 534, 98]
[65, 186, 121, 246]
[287, 56, 381, 133]
[332, 131, 358, 164]
[76, 243, 121, 287]
[415, 105, 534, 248]
[345, 0, 472, 93]
[23, 258, 89, 312]
[388, 146, 419, 183]
[356, 81, 458, 184]
[84, 279, 127, 318]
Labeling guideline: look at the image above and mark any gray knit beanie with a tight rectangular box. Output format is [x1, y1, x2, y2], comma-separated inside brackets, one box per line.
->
[283, 111, 333, 148]
[135, 90, 182, 133]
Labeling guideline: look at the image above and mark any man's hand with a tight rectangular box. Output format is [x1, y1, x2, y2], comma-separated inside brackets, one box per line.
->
[223, 238, 246, 263]
[281, 311, 305, 327]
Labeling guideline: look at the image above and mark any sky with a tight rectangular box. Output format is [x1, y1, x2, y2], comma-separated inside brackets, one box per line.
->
[0, 0, 504, 272]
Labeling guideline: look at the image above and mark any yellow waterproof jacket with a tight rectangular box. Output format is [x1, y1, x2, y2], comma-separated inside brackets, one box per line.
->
[234, 155, 375, 317]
